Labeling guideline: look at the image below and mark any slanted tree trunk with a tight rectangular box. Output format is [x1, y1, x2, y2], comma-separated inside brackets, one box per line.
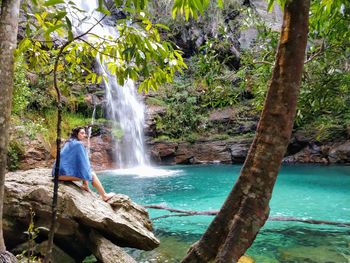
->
[0, 0, 21, 262]
[181, 0, 310, 262]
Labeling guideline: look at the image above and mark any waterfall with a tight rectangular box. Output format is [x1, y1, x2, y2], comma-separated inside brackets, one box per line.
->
[87, 103, 96, 157]
[70, 0, 149, 168]
[102, 70, 148, 168]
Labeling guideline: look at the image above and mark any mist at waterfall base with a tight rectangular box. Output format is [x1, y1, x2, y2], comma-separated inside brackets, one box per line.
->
[99, 164, 350, 262]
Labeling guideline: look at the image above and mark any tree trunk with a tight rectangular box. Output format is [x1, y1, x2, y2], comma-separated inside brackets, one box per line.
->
[0, 0, 21, 261]
[181, 0, 310, 262]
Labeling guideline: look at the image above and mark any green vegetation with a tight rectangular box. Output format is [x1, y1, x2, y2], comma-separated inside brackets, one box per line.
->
[16, 209, 40, 262]
[234, 1, 350, 139]
[12, 56, 30, 114]
[148, 0, 349, 142]
[7, 140, 24, 171]
[42, 110, 91, 144]
[154, 81, 206, 139]
[9, 0, 350, 157]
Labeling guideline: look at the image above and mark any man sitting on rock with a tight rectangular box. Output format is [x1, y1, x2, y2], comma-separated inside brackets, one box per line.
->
[52, 127, 115, 202]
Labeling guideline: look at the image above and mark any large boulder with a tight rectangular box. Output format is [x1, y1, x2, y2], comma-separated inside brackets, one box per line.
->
[4, 169, 159, 262]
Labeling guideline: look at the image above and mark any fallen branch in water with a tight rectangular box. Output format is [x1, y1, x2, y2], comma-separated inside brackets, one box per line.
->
[145, 204, 350, 227]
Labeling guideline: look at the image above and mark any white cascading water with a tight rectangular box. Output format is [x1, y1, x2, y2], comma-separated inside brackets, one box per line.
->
[87, 104, 96, 157]
[69, 1, 181, 177]
[70, 0, 149, 168]
[103, 75, 148, 168]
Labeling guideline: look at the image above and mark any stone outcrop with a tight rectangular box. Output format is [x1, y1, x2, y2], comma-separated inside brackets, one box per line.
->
[144, 105, 166, 137]
[4, 169, 159, 262]
[88, 134, 116, 170]
[148, 138, 252, 165]
[148, 137, 350, 165]
[16, 132, 116, 171]
[206, 107, 258, 135]
[11, 103, 350, 169]
[327, 142, 350, 163]
[19, 138, 52, 170]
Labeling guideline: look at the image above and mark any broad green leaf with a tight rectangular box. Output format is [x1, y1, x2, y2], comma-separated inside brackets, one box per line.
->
[91, 73, 97, 83]
[34, 13, 44, 25]
[172, 7, 178, 19]
[192, 0, 204, 15]
[154, 23, 170, 30]
[185, 6, 190, 21]
[267, 0, 275, 12]
[17, 38, 32, 52]
[145, 23, 152, 31]
[65, 16, 72, 31]
[44, 0, 65, 6]
[68, 30, 74, 41]
[114, 0, 123, 6]
[96, 0, 111, 16]
[44, 24, 64, 37]
[55, 11, 67, 21]
[217, 0, 223, 8]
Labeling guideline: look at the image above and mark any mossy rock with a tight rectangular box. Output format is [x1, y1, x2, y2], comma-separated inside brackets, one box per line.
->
[238, 255, 255, 263]
[278, 246, 348, 263]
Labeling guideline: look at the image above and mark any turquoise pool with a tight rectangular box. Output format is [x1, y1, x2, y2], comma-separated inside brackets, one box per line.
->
[100, 164, 350, 262]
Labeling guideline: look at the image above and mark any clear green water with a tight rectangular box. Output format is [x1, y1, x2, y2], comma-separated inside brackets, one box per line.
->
[100, 164, 350, 263]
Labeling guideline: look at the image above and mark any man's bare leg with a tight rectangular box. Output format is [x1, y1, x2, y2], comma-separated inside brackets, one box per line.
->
[91, 172, 114, 201]
[58, 176, 90, 192]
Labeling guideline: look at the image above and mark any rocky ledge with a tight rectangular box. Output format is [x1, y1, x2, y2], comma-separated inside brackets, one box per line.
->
[148, 138, 350, 165]
[4, 169, 159, 262]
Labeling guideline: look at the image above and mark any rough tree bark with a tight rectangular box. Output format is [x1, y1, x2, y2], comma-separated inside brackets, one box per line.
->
[0, 0, 21, 262]
[181, 0, 310, 262]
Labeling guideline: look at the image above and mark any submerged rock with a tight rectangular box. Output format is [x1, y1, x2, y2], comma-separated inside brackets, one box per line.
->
[4, 169, 159, 262]
[278, 245, 348, 263]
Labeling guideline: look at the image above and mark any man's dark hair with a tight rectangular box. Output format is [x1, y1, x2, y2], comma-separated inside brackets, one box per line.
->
[69, 127, 86, 140]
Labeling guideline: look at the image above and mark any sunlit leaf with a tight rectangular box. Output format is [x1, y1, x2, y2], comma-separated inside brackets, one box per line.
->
[44, 0, 65, 6]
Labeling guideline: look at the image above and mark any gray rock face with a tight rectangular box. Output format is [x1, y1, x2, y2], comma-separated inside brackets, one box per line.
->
[89, 231, 136, 263]
[149, 139, 252, 165]
[328, 142, 350, 163]
[239, 0, 283, 49]
[4, 169, 159, 262]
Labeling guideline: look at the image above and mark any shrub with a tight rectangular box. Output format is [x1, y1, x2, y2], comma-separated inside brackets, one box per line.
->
[7, 140, 24, 171]
[12, 56, 30, 114]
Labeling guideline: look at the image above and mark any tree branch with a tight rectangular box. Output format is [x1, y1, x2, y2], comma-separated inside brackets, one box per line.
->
[252, 60, 274, 66]
[304, 40, 325, 64]
[86, 32, 120, 43]
[145, 204, 350, 227]
[79, 38, 123, 61]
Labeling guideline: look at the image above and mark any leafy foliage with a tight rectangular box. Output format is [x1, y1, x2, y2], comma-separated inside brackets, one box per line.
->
[16, 208, 40, 262]
[172, 0, 223, 20]
[192, 38, 242, 109]
[7, 140, 24, 171]
[12, 56, 30, 114]
[155, 82, 206, 138]
[297, 0, 350, 127]
[18, 0, 187, 93]
[41, 110, 91, 145]
[235, 11, 279, 110]
[236, 1, 350, 137]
